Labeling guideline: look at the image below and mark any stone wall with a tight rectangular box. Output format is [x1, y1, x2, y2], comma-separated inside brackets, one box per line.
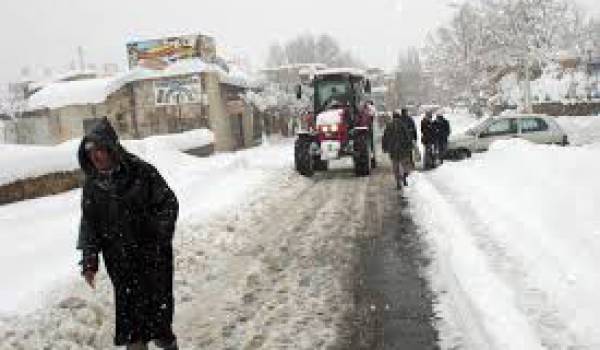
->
[0, 170, 82, 205]
[532, 102, 600, 116]
[0, 143, 216, 206]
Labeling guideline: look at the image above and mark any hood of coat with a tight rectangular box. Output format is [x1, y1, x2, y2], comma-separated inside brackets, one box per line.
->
[78, 117, 125, 177]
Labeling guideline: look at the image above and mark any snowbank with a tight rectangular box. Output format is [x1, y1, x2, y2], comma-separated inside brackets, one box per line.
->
[409, 139, 600, 348]
[316, 109, 343, 125]
[555, 116, 600, 146]
[0, 129, 214, 187]
[0, 137, 289, 316]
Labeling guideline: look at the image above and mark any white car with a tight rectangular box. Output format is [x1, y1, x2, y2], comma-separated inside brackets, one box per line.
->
[448, 114, 569, 159]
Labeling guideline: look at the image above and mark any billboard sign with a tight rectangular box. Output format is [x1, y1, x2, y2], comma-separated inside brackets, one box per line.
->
[127, 34, 216, 69]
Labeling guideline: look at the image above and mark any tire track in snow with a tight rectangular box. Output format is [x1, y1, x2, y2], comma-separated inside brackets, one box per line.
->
[423, 175, 582, 349]
[175, 165, 373, 349]
[410, 171, 582, 349]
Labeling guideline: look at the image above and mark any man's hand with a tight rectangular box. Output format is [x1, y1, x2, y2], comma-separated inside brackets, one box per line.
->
[83, 270, 96, 289]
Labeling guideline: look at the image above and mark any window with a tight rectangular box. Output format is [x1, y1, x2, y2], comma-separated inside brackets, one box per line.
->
[520, 118, 549, 133]
[314, 80, 350, 111]
[481, 119, 517, 137]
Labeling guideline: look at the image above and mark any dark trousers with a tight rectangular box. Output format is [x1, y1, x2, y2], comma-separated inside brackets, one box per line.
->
[423, 143, 435, 169]
[435, 139, 448, 163]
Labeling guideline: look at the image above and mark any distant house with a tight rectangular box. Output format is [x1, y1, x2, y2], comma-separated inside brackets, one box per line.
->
[260, 63, 327, 92]
[21, 33, 258, 151]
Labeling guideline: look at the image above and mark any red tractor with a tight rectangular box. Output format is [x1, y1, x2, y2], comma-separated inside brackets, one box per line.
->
[294, 68, 376, 177]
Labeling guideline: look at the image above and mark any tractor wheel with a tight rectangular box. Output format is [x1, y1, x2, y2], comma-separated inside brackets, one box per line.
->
[314, 157, 329, 171]
[353, 133, 372, 176]
[295, 138, 314, 177]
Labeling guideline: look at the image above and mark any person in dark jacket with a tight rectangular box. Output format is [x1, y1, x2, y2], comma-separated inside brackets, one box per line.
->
[433, 114, 451, 164]
[383, 111, 414, 189]
[399, 108, 418, 172]
[399, 108, 417, 142]
[77, 117, 179, 350]
[421, 111, 436, 169]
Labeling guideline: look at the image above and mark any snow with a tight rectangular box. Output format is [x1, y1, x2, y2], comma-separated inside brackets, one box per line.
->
[0, 129, 213, 187]
[498, 65, 593, 105]
[4, 108, 600, 348]
[315, 109, 343, 125]
[0, 137, 288, 315]
[26, 59, 255, 112]
[113, 58, 254, 90]
[555, 116, 600, 145]
[314, 67, 365, 78]
[26, 77, 115, 111]
[408, 113, 600, 348]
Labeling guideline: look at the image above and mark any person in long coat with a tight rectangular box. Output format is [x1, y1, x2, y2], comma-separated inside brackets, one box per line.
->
[399, 108, 418, 171]
[421, 111, 436, 169]
[433, 114, 451, 164]
[77, 117, 179, 350]
[383, 111, 414, 189]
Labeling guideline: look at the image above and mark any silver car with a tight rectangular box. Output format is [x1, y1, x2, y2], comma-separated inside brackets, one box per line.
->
[448, 114, 569, 159]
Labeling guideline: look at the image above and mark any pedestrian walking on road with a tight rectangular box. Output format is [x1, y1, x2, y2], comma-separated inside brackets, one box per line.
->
[383, 111, 414, 190]
[399, 108, 419, 172]
[76, 117, 179, 350]
[432, 114, 451, 164]
[421, 111, 436, 170]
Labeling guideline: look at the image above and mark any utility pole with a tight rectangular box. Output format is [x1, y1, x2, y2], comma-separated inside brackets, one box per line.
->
[78, 46, 85, 71]
[523, 49, 532, 113]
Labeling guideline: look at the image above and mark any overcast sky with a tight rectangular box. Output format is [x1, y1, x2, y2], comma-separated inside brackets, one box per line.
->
[1, 0, 598, 84]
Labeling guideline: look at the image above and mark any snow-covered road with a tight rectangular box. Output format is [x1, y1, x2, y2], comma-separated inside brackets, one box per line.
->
[2, 114, 600, 349]
[3, 140, 432, 349]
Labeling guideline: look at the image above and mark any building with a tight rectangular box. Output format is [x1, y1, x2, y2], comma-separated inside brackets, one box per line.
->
[259, 63, 326, 92]
[20, 33, 259, 151]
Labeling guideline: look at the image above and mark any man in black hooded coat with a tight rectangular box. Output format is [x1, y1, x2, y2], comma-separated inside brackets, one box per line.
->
[77, 117, 179, 350]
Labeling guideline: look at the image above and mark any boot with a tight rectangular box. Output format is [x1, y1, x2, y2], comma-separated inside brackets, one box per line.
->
[126, 342, 148, 350]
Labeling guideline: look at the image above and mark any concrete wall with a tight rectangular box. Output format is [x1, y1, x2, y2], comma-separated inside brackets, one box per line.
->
[0, 120, 18, 143]
[206, 72, 233, 152]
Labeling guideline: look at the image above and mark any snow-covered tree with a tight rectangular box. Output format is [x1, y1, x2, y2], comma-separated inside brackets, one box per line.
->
[422, 0, 593, 104]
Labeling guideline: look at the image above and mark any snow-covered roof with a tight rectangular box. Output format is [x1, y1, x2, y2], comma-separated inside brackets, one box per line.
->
[112, 58, 254, 89]
[26, 77, 115, 111]
[314, 68, 366, 78]
[26, 59, 255, 111]
[27, 59, 257, 111]
[261, 63, 327, 72]
[28, 69, 102, 91]
[111, 58, 219, 88]
[371, 86, 388, 94]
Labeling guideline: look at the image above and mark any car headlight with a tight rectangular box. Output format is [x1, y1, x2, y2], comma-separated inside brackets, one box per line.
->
[331, 124, 338, 132]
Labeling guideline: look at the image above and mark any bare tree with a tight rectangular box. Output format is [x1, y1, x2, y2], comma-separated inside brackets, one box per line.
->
[265, 33, 363, 68]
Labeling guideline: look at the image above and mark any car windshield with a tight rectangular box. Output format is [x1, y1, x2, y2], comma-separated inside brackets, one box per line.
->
[314, 80, 350, 111]
[465, 118, 491, 135]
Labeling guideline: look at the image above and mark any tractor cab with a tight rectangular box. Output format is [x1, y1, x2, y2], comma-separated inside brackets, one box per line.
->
[294, 68, 376, 177]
